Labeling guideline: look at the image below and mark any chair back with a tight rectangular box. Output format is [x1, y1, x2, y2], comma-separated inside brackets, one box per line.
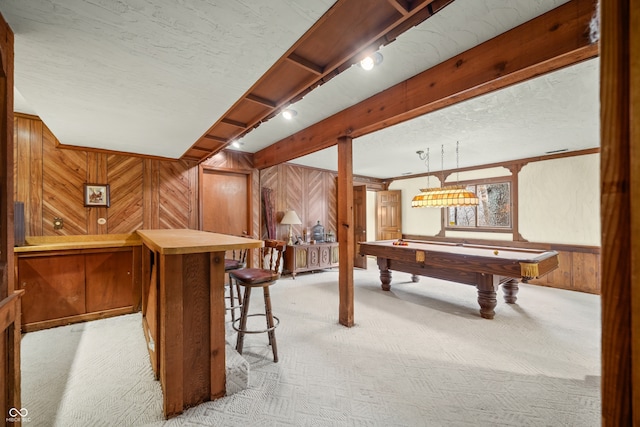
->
[228, 247, 248, 264]
[261, 240, 287, 273]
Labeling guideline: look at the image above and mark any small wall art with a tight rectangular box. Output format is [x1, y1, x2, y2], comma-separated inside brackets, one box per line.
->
[84, 183, 110, 207]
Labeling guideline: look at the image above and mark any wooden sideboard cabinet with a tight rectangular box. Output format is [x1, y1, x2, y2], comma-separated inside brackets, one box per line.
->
[14, 234, 142, 332]
[283, 242, 339, 278]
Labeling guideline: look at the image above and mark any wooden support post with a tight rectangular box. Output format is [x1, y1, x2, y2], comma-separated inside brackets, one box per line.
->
[160, 254, 184, 418]
[209, 251, 226, 400]
[600, 0, 638, 424]
[0, 13, 19, 421]
[337, 136, 354, 327]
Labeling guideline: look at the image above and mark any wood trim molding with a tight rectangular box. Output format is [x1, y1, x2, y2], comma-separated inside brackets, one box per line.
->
[389, 148, 600, 183]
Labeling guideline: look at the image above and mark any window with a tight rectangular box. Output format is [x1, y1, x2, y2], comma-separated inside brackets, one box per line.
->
[447, 181, 512, 230]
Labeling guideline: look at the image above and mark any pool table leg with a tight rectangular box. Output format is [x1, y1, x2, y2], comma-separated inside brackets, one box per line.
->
[502, 279, 520, 304]
[377, 257, 392, 291]
[476, 274, 500, 319]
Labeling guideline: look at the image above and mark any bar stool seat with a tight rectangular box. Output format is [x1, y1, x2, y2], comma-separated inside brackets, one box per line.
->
[230, 239, 286, 363]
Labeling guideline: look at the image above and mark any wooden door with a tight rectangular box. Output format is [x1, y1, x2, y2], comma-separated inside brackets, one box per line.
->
[353, 185, 367, 268]
[376, 190, 402, 240]
[202, 169, 249, 235]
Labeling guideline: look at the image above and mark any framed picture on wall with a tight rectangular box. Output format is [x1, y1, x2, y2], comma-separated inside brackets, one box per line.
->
[84, 183, 110, 207]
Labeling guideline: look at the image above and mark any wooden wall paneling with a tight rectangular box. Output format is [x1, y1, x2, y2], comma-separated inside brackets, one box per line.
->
[107, 155, 144, 234]
[42, 126, 88, 236]
[326, 172, 337, 236]
[188, 160, 199, 230]
[286, 165, 304, 240]
[29, 119, 43, 236]
[13, 116, 44, 236]
[202, 149, 253, 171]
[86, 152, 109, 235]
[158, 161, 192, 230]
[251, 169, 260, 266]
[571, 252, 600, 294]
[259, 166, 278, 240]
[143, 159, 160, 230]
[306, 168, 326, 238]
[541, 252, 564, 290]
[275, 164, 287, 236]
[530, 250, 573, 290]
[14, 117, 30, 225]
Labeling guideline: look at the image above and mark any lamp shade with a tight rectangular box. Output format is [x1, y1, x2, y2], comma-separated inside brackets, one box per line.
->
[411, 185, 479, 208]
[280, 210, 302, 225]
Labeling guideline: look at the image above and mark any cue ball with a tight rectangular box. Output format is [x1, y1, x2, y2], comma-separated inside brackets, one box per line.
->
[494, 250, 499, 255]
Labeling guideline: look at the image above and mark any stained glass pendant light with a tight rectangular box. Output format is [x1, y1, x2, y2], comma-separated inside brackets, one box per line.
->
[411, 142, 479, 208]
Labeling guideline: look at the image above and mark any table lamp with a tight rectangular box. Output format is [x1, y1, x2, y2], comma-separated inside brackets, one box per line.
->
[280, 210, 302, 245]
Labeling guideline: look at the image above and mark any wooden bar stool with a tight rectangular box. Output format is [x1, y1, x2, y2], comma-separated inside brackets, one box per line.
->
[229, 240, 286, 362]
[224, 247, 248, 324]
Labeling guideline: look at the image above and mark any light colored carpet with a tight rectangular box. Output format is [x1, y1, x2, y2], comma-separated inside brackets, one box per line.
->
[21, 258, 601, 426]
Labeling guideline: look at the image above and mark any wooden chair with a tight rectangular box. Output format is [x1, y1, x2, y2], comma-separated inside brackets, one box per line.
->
[224, 247, 248, 324]
[229, 239, 286, 362]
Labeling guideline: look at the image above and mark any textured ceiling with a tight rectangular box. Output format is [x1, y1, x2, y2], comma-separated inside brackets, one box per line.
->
[3, 0, 335, 157]
[2, 0, 599, 179]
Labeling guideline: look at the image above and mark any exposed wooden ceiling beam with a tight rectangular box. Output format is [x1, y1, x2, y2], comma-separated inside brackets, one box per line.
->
[203, 135, 227, 143]
[286, 53, 324, 75]
[253, 0, 598, 170]
[245, 93, 276, 108]
[182, 0, 452, 163]
[387, 0, 411, 15]
[220, 118, 247, 129]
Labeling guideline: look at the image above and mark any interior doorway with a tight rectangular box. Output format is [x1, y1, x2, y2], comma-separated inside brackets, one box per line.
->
[376, 190, 402, 240]
[353, 185, 367, 268]
[201, 168, 251, 236]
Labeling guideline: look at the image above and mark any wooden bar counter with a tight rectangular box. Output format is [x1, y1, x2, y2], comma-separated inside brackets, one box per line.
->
[136, 229, 263, 418]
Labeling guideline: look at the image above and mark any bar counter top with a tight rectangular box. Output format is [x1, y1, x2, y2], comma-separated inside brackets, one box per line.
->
[14, 233, 140, 252]
[136, 229, 263, 255]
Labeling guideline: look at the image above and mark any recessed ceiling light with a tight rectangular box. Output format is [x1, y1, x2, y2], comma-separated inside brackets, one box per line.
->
[359, 52, 383, 71]
[282, 109, 297, 120]
[231, 139, 243, 148]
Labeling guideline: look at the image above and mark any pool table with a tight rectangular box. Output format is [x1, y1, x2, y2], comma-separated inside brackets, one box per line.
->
[358, 239, 559, 319]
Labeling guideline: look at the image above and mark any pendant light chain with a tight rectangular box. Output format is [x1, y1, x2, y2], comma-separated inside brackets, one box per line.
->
[426, 147, 430, 188]
[441, 144, 445, 187]
[456, 141, 460, 184]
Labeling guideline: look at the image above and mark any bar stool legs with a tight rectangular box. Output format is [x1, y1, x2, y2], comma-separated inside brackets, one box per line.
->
[263, 286, 278, 362]
[226, 276, 243, 323]
[233, 285, 279, 363]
